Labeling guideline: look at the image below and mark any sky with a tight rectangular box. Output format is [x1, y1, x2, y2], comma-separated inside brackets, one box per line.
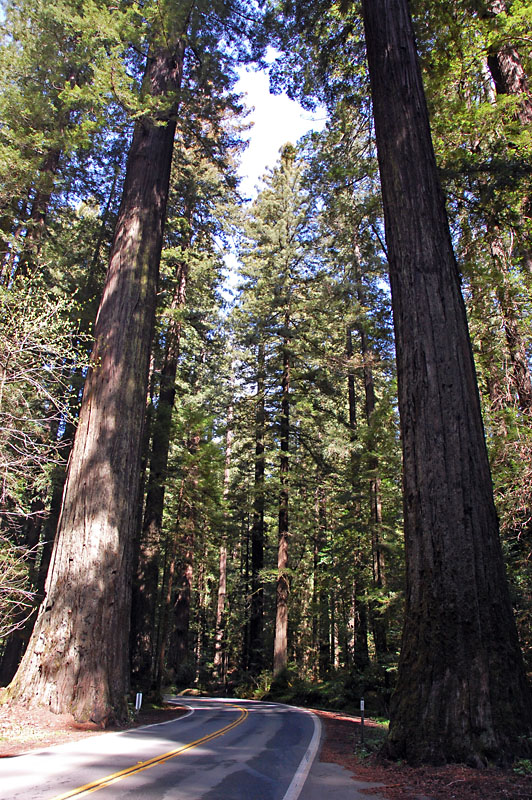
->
[221, 65, 327, 292]
[234, 65, 327, 199]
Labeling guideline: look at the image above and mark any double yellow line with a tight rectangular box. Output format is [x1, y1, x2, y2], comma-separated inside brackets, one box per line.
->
[49, 705, 248, 799]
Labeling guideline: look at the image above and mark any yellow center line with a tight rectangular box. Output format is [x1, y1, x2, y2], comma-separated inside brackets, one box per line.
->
[48, 705, 248, 800]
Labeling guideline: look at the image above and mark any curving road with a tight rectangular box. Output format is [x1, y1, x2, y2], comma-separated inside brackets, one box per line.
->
[0, 698, 321, 800]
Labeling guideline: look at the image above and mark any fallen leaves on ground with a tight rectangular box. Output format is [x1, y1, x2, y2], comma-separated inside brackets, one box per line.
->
[313, 709, 532, 800]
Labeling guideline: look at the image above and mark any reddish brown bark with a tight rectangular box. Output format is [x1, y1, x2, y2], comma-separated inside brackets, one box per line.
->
[248, 341, 266, 673]
[273, 329, 290, 677]
[8, 45, 185, 723]
[484, 0, 532, 125]
[213, 399, 233, 677]
[362, 0, 532, 764]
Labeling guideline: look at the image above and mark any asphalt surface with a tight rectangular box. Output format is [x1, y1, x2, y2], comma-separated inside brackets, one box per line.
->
[0, 697, 385, 800]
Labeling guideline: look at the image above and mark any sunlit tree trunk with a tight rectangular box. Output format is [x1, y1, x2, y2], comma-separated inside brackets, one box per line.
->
[8, 45, 185, 723]
[489, 236, 532, 412]
[273, 326, 290, 676]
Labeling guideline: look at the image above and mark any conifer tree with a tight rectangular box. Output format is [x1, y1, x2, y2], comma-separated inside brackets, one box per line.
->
[8, 0, 263, 723]
[362, 0, 532, 763]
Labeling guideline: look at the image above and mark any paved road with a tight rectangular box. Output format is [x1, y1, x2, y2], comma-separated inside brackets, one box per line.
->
[0, 698, 324, 800]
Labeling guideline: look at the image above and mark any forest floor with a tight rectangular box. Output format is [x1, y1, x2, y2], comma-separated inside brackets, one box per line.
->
[316, 709, 532, 800]
[0, 697, 531, 799]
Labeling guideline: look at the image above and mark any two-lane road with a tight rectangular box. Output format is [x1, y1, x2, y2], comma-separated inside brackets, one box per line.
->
[0, 698, 321, 800]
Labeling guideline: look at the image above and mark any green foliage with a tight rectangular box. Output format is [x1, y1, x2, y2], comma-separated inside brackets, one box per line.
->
[513, 757, 532, 776]
[0, 277, 91, 519]
[0, 535, 35, 640]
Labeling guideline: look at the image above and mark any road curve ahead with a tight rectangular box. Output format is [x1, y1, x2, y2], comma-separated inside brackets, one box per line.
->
[0, 698, 321, 800]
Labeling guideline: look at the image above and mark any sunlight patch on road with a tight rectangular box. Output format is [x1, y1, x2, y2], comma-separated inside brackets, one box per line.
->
[47, 705, 248, 800]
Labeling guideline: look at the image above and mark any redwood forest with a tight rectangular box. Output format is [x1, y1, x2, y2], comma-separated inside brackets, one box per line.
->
[0, 0, 531, 769]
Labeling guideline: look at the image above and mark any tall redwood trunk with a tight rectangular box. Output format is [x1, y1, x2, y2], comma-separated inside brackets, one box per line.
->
[483, 0, 532, 271]
[8, 46, 184, 723]
[362, 0, 532, 764]
[346, 324, 370, 669]
[248, 341, 265, 673]
[355, 276, 388, 662]
[315, 488, 330, 678]
[273, 330, 290, 676]
[213, 398, 234, 678]
[169, 525, 195, 675]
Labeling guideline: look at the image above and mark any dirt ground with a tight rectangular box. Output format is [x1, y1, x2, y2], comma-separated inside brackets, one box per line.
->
[0, 698, 531, 799]
[315, 709, 532, 800]
[0, 696, 187, 757]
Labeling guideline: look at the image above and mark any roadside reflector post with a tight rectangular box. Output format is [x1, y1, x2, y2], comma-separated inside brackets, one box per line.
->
[360, 697, 365, 745]
[135, 692, 143, 712]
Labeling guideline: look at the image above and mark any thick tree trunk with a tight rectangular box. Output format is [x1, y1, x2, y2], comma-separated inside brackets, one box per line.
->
[311, 484, 330, 678]
[8, 47, 184, 724]
[169, 527, 194, 676]
[213, 543, 227, 678]
[362, 0, 532, 764]
[248, 342, 265, 674]
[154, 478, 185, 692]
[273, 334, 290, 676]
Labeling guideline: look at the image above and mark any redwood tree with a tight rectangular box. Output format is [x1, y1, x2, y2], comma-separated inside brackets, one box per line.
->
[7, 0, 262, 723]
[361, 0, 532, 764]
[8, 41, 185, 722]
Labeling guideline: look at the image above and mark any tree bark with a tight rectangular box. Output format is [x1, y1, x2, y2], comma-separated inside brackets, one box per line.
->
[273, 330, 290, 677]
[483, 0, 532, 125]
[213, 398, 234, 678]
[482, 0, 532, 270]
[8, 46, 184, 724]
[359, 304, 389, 662]
[315, 489, 330, 678]
[169, 525, 194, 676]
[362, 0, 532, 764]
[346, 323, 370, 669]
[248, 341, 266, 674]
[489, 235, 532, 412]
